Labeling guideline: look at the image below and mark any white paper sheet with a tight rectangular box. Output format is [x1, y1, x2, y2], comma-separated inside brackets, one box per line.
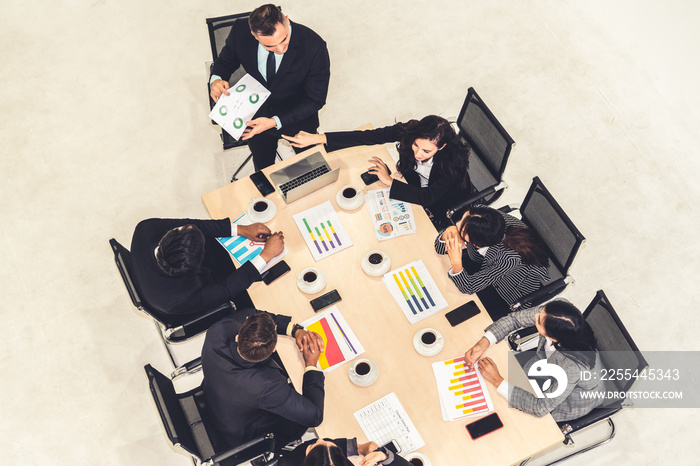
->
[209, 74, 271, 140]
[354, 392, 425, 455]
[382, 260, 448, 324]
[300, 306, 364, 372]
[365, 188, 417, 241]
[432, 357, 494, 421]
[292, 201, 353, 261]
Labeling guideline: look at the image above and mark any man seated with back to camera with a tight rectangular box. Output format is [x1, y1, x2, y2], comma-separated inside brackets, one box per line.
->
[279, 437, 412, 466]
[130, 218, 284, 317]
[202, 309, 325, 449]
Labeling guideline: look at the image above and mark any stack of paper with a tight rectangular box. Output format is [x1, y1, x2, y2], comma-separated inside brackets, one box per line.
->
[354, 393, 425, 455]
[365, 188, 417, 241]
[432, 357, 494, 421]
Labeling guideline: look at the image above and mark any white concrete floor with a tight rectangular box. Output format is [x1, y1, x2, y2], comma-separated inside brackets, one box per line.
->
[2, 0, 699, 464]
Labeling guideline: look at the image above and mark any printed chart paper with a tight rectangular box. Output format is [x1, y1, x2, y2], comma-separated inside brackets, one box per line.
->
[209, 74, 271, 140]
[300, 306, 364, 372]
[354, 393, 425, 455]
[382, 260, 448, 324]
[216, 213, 286, 273]
[432, 356, 494, 421]
[365, 188, 417, 241]
[293, 201, 353, 261]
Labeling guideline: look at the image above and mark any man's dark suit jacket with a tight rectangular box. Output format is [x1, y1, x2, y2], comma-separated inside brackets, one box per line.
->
[211, 19, 330, 129]
[130, 218, 261, 322]
[278, 438, 412, 465]
[324, 124, 472, 225]
[202, 309, 325, 447]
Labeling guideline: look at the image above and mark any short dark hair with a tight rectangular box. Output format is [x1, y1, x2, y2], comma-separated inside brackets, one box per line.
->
[156, 225, 205, 277]
[304, 443, 353, 466]
[249, 4, 285, 36]
[237, 313, 278, 362]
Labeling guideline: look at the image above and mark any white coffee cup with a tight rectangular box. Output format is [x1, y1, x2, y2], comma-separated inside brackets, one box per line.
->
[405, 452, 431, 466]
[361, 250, 391, 276]
[348, 358, 378, 387]
[296, 267, 326, 294]
[336, 184, 364, 211]
[247, 198, 276, 223]
[413, 328, 444, 357]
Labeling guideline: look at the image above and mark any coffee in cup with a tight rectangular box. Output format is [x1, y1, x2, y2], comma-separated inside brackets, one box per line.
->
[342, 187, 357, 198]
[368, 253, 384, 265]
[355, 362, 370, 375]
[421, 331, 437, 345]
[409, 459, 424, 466]
[303, 271, 317, 283]
[253, 201, 268, 212]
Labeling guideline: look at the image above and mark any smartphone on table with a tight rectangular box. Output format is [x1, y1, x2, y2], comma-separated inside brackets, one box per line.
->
[261, 261, 290, 285]
[310, 289, 341, 312]
[466, 413, 503, 440]
[445, 301, 480, 327]
[250, 170, 275, 196]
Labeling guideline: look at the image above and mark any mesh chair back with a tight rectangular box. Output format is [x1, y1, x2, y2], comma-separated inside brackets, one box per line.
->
[519, 177, 585, 284]
[145, 364, 200, 458]
[457, 87, 514, 204]
[110, 238, 143, 309]
[583, 290, 648, 396]
[206, 12, 250, 62]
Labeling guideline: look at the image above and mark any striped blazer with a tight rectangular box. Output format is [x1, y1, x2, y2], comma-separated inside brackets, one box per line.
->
[434, 212, 549, 306]
[486, 308, 605, 422]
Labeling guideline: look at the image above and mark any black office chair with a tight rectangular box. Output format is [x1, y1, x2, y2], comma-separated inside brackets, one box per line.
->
[110, 238, 234, 368]
[512, 290, 648, 465]
[502, 176, 586, 311]
[145, 364, 278, 466]
[445, 87, 515, 223]
[206, 11, 282, 181]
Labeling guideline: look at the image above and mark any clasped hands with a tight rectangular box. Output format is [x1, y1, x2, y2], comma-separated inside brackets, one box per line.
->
[210, 79, 276, 139]
[463, 337, 504, 387]
[293, 327, 325, 368]
[237, 223, 284, 262]
[357, 441, 388, 466]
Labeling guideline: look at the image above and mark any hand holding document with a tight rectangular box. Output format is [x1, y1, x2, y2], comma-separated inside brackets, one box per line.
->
[209, 74, 271, 140]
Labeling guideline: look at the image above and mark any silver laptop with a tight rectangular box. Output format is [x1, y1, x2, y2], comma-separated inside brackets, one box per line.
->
[269, 150, 340, 203]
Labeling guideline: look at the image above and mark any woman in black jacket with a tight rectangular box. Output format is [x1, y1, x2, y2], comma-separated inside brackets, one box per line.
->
[283, 115, 471, 229]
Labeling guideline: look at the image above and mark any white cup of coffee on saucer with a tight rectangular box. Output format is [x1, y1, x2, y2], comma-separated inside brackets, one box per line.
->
[247, 198, 276, 223]
[297, 267, 326, 294]
[405, 452, 431, 466]
[336, 184, 364, 211]
[361, 250, 391, 276]
[348, 358, 378, 387]
[413, 328, 444, 357]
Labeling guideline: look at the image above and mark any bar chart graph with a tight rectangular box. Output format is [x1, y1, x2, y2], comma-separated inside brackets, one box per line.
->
[432, 356, 494, 421]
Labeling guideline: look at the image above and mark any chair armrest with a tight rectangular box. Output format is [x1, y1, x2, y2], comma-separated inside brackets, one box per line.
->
[165, 302, 234, 342]
[445, 181, 508, 221]
[558, 405, 622, 434]
[207, 433, 276, 466]
[171, 357, 203, 379]
[509, 277, 570, 312]
[507, 326, 539, 351]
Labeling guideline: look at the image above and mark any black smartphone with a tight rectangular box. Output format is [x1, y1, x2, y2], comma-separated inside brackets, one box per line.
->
[360, 165, 391, 185]
[445, 301, 480, 327]
[381, 440, 401, 454]
[261, 261, 290, 285]
[310, 289, 341, 312]
[466, 413, 503, 440]
[249, 170, 275, 196]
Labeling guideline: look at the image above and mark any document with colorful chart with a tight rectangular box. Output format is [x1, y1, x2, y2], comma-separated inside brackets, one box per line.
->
[432, 356, 494, 421]
[382, 260, 448, 324]
[216, 212, 287, 273]
[293, 201, 353, 261]
[300, 306, 364, 372]
[209, 73, 271, 140]
[365, 188, 417, 241]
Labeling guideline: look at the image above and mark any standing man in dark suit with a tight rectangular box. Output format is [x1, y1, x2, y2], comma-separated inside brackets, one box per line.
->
[210, 4, 331, 171]
[202, 309, 325, 448]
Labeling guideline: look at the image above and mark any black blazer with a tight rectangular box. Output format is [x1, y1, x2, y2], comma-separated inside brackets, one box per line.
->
[278, 438, 412, 465]
[129, 218, 261, 322]
[211, 19, 331, 128]
[201, 309, 325, 446]
[325, 124, 471, 225]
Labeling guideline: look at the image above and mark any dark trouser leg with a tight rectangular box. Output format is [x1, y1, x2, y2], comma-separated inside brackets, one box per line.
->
[247, 117, 319, 171]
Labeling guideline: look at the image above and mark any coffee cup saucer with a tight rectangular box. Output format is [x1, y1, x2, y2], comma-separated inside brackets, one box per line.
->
[247, 199, 276, 223]
[361, 250, 391, 276]
[336, 187, 364, 211]
[413, 329, 444, 357]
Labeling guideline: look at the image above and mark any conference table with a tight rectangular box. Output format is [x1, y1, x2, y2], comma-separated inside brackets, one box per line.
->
[202, 132, 563, 465]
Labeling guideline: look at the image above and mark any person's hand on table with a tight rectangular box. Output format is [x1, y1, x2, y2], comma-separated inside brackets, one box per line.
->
[464, 336, 490, 369]
[359, 450, 389, 466]
[357, 441, 379, 457]
[238, 223, 271, 242]
[478, 356, 505, 387]
[294, 329, 325, 353]
[367, 156, 392, 186]
[259, 231, 284, 262]
[282, 131, 327, 148]
[210, 79, 230, 102]
[301, 332, 323, 368]
[242, 117, 277, 140]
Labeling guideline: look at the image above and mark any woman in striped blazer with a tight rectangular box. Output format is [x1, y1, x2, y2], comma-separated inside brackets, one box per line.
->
[434, 206, 549, 320]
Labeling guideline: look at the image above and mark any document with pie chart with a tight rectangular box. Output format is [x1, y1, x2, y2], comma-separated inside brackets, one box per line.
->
[209, 73, 270, 140]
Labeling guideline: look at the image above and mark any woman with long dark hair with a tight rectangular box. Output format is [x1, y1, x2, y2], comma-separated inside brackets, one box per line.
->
[434, 206, 550, 320]
[278, 437, 411, 466]
[462, 300, 604, 421]
[283, 115, 471, 229]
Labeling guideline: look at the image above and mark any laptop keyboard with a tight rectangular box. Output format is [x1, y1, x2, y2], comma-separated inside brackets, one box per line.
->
[279, 165, 330, 196]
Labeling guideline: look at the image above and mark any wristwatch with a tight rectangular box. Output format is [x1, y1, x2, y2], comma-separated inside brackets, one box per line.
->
[291, 323, 305, 337]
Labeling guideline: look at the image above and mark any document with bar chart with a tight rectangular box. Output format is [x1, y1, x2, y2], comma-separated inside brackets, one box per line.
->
[216, 212, 287, 272]
[300, 306, 364, 372]
[432, 356, 494, 421]
[354, 392, 425, 455]
[382, 259, 448, 324]
[293, 201, 353, 261]
[365, 188, 417, 241]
